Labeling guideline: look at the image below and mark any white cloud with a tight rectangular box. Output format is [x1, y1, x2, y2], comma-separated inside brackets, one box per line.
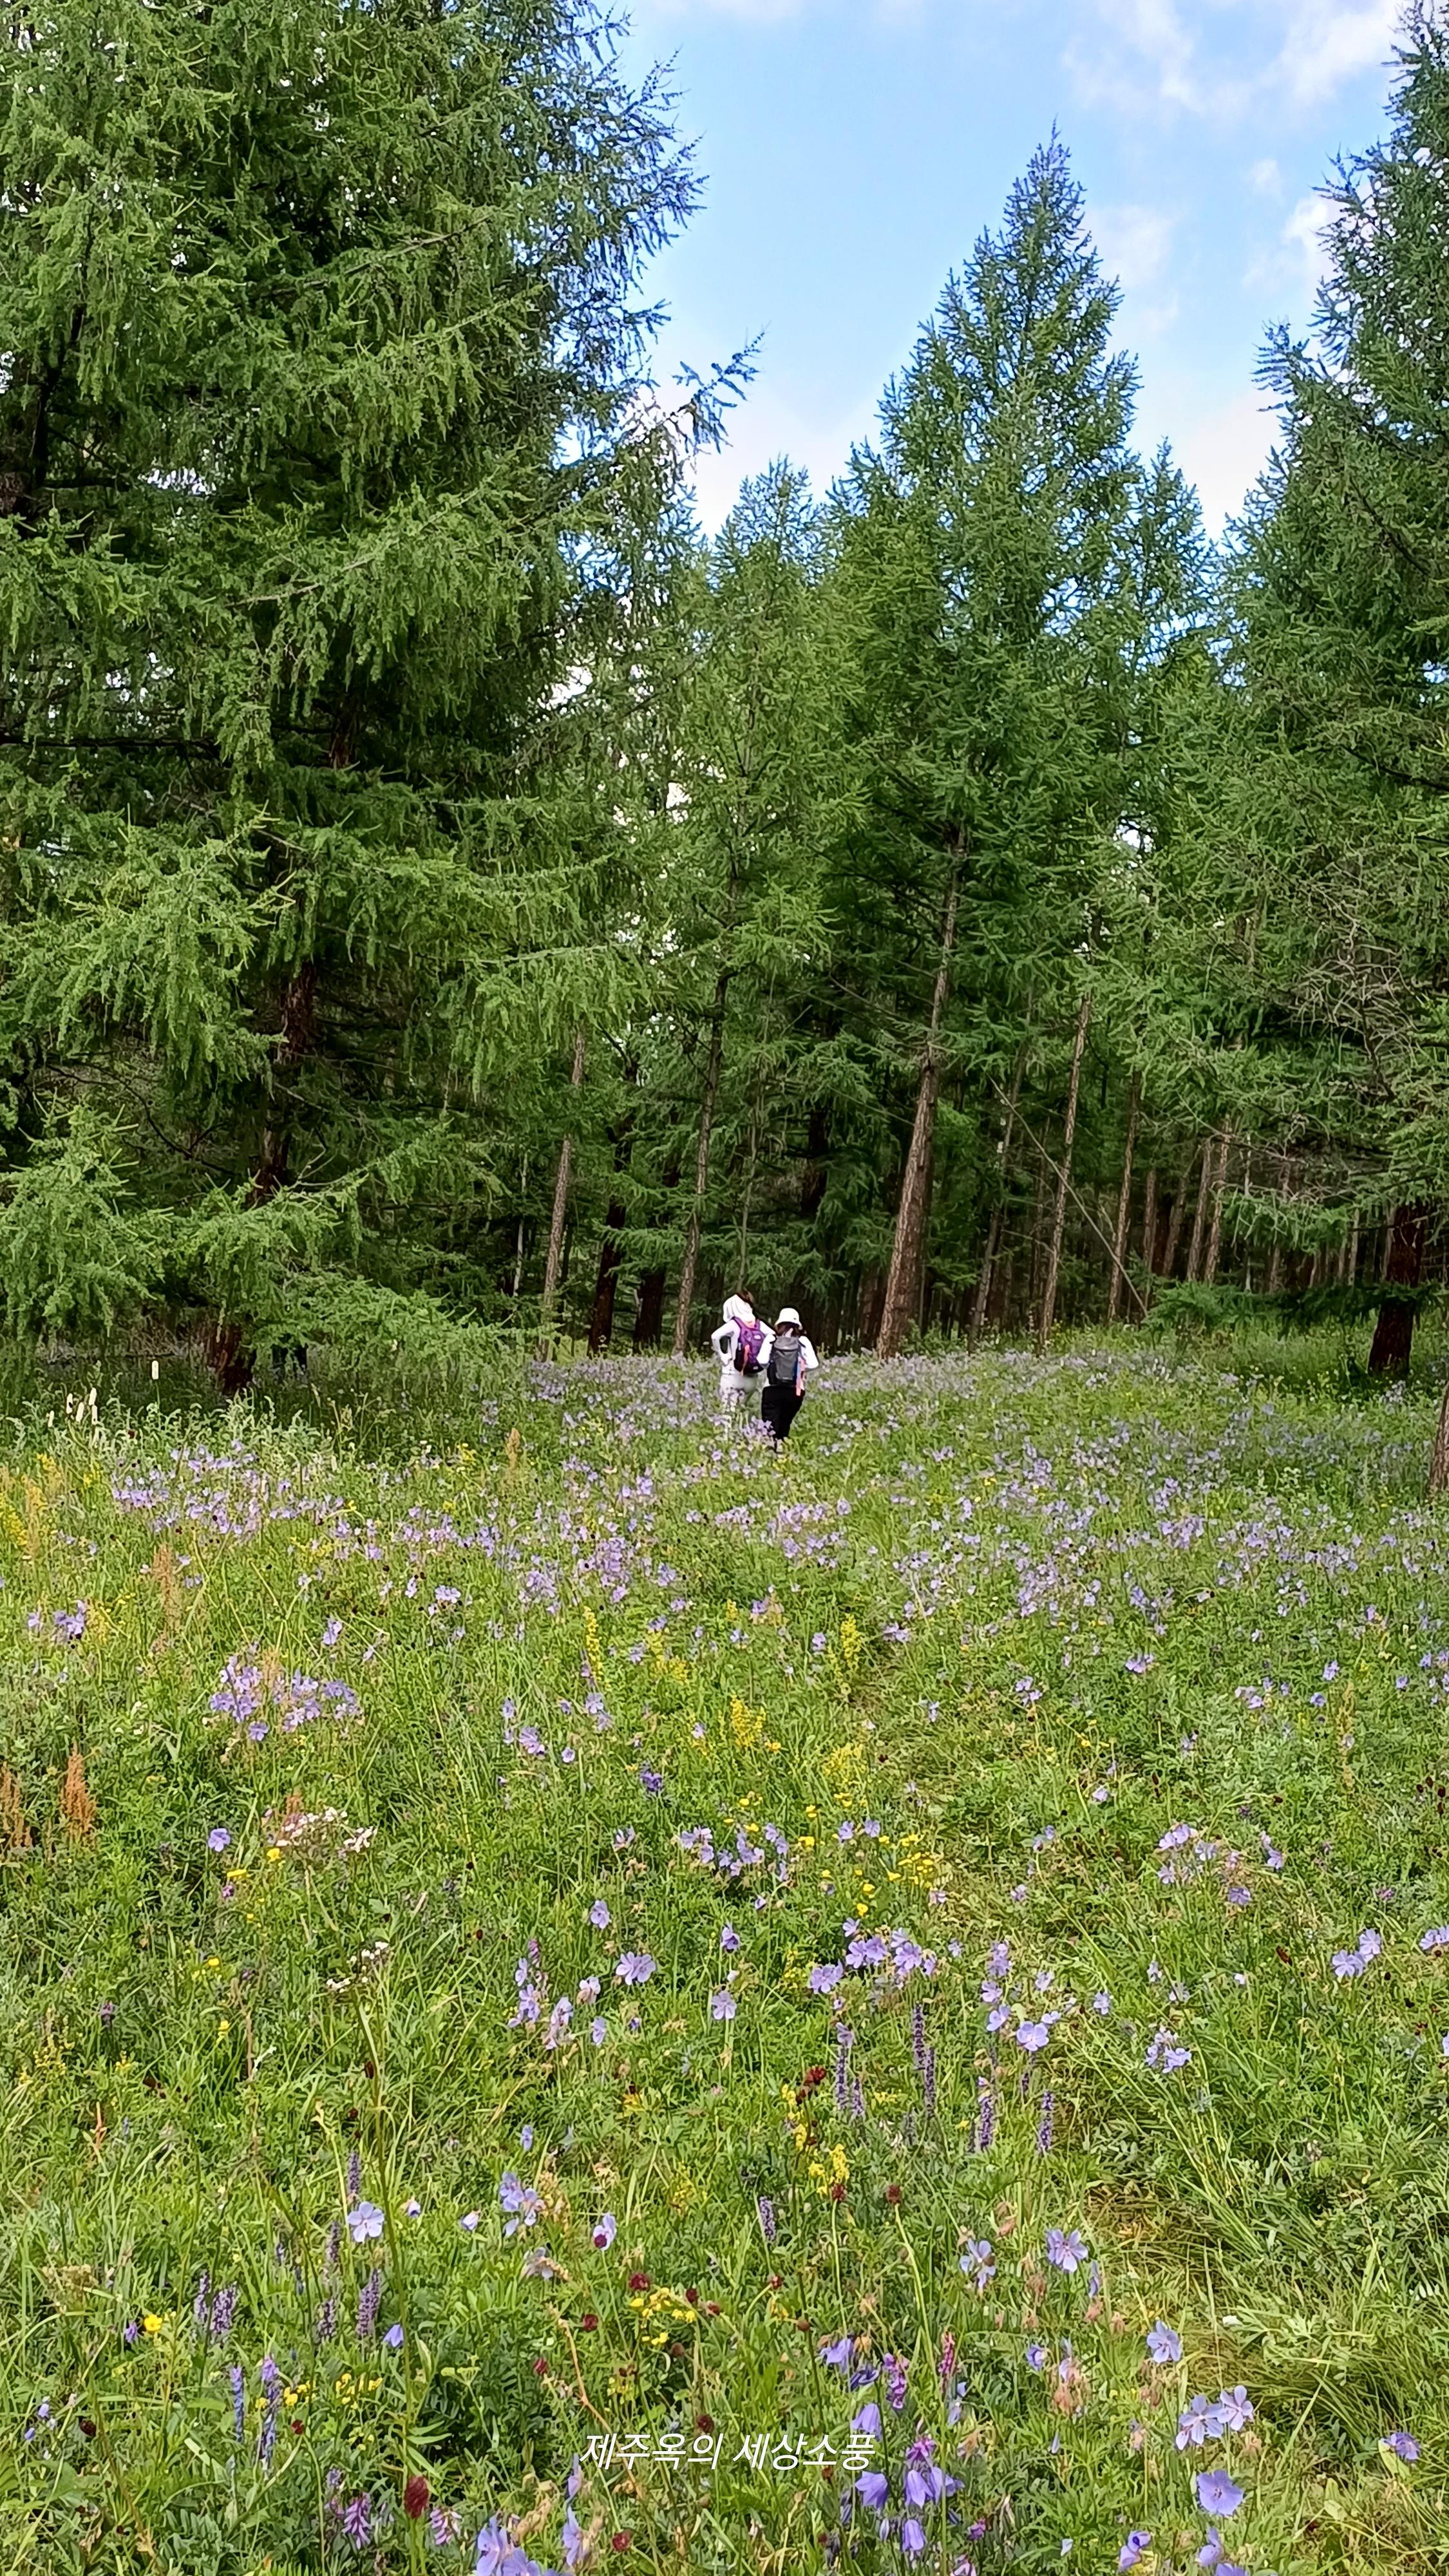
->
[1066, 0, 1400, 120]
[1272, 0, 1399, 106]
[1170, 384, 1280, 529]
[1093, 202, 1177, 290]
[1245, 186, 1334, 296]
[685, 383, 878, 529]
[1249, 155, 1285, 194]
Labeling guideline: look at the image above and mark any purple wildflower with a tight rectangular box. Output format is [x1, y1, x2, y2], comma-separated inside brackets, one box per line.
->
[356, 2269, 383, 2340]
[1193, 2470, 1244, 2517]
[258, 2355, 281, 2464]
[1044, 2228, 1089, 2275]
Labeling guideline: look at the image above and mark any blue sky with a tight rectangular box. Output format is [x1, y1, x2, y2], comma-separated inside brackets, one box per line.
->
[618, 0, 1406, 531]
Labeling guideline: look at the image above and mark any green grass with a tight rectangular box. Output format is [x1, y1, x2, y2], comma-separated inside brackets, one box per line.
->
[5, 1338, 1449, 2573]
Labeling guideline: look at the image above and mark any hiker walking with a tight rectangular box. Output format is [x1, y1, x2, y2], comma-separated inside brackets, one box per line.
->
[759, 1306, 819, 1444]
[710, 1293, 765, 1419]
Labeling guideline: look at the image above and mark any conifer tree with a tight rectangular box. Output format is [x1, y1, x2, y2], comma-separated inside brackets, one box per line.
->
[1165, 6, 1449, 1409]
[0, 0, 694, 1377]
[824, 142, 1139, 1356]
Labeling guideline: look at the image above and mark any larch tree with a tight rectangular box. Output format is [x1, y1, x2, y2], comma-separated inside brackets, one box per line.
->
[825, 140, 1140, 1359]
[645, 461, 828, 1354]
[0, 0, 695, 1378]
[1153, 6, 1449, 1422]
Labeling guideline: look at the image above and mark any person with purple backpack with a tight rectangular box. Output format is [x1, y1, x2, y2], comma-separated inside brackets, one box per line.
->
[710, 1293, 766, 1419]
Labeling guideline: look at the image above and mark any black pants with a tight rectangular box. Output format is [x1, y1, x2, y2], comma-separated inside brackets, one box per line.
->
[762, 1386, 803, 1443]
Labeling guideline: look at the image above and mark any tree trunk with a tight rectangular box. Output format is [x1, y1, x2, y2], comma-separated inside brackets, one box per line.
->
[1430, 1378, 1449, 1499]
[1184, 1141, 1213, 1283]
[970, 1028, 1029, 1349]
[1037, 989, 1092, 1355]
[1106, 1070, 1140, 1325]
[1203, 1132, 1229, 1285]
[205, 1317, 254, 1397]
[672, 968, 730, 1358]
[632, 1266, 667, 1350]
[1139, 1165, 1158, 1309]
[878, 873, 961, 1359]
[537, 1028, 586, 1358]
[509, 1156, 530, 1298]
[1368, 1202, 1428, 1377]
[1161, 1153, 1191, 1280]
[587, 1200, 627, 1354]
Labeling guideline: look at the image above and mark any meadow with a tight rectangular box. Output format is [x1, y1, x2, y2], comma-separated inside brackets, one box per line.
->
[5, 1340, 1449, 2575]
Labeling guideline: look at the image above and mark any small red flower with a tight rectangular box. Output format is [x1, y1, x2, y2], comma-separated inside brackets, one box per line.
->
[829, 2181, 847, 2202]
[610, 2533, 632, 2553]
[580, 2313, 599, 2332]
[531, 2356, 548, 2378]
[627, 2272, 650, 2293]
[885, 2183, 902, 2205]
[403, 2474, 431, 2521]
[685, 2286, 699, 2304]
[695, 2414, 714, 2434]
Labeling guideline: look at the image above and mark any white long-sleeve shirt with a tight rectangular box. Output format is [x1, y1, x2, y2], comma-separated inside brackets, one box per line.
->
[710, 1316, 762, 1396]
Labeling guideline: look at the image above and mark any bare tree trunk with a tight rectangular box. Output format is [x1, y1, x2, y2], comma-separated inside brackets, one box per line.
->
[632, 1267, 666, 1350]
[1203, 1132, 1229, 1284]
[538, 1028, 586, 1357]
[878, 873, 960, 1360]
[511, 1156, 529, 1299]
[1368, 1202, 1428, 1377]
[672, 969, 730, 1358]
[588, 1199, 626, 1354]
[1140, 1165, 1158, 1309]
[1106, 1070, 1141, 1325]
[1161, 1154, 1191, 1280]
[1430, 1379, 1449, 1499]
[1037, 990, 1092, 1354]
[1346, 1214, 1359, 1285]
[1184, 1141, 1213, 1283]
[970, 1029, 1029, 1349]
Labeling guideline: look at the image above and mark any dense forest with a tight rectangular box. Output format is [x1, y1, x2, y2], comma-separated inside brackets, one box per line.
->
[3, 0, 1449, 1399]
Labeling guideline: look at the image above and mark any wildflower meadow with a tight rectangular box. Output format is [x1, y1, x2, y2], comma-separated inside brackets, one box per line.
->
[5, 1341, 1449, 2574]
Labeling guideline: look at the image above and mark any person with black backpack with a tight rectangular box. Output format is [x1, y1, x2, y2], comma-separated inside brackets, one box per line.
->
[759, 1306, 819, 1444]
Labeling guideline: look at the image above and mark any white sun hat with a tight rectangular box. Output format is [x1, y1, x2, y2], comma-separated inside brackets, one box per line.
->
[775, 1306, 801, 1327]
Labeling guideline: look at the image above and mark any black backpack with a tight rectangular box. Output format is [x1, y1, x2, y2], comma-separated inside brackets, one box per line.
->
[768, 1332, 801, 1390]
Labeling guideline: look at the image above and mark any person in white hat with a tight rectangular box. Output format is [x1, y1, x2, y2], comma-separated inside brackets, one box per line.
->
[709, 1291, 764, 1419]
[757, 1306, 819, 1444]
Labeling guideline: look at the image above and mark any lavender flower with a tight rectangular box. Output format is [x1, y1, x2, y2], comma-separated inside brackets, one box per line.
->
[258, 2355, 280, 2464]
[229, 2362, 245, 2443]
[356, 2269, 383, 2340]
